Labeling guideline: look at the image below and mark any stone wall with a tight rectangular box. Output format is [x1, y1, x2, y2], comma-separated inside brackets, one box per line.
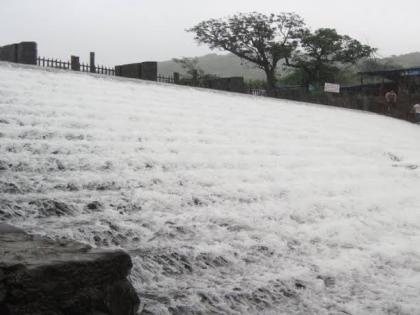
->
[115, 63, 142, 79]
[0, 42, 37, 65]
[274, 88, 420, 120]
[140, 62, 158, 81]
[207, 76, 245, 93]
[0, 223, 140, 315]
[0, 44, 17, 63]
[115, 62, 157, 81]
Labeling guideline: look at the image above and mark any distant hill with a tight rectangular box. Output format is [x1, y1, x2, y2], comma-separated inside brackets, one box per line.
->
[383, 52, 420, 69]
[158, 52, 420, 82]
[158, 53, 267, 81]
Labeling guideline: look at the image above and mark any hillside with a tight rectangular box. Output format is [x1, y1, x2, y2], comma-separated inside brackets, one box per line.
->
[158, 53, 267, 80]
[383, 52, 420, 69]
[1, 62, 420, 314]
[158, 52, 420, 81]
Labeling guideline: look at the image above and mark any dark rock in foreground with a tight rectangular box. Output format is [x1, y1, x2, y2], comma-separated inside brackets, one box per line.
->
[0, 223, 140, 315]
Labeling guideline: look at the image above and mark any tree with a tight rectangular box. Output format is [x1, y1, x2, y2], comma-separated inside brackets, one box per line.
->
[188, 12, 305, 94]
[286, 28, 376, 88]
[173, 57, 218, 85]
[173, 57, 204, 81]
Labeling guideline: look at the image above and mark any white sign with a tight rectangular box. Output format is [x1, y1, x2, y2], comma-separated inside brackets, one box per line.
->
[324, 83, 340, 93]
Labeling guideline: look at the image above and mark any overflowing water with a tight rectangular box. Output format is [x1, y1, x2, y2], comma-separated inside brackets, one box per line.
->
[1, 62, 420, 314]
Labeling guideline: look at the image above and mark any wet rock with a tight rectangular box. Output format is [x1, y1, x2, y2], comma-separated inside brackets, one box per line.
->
[0, 223, 140, 315]
[317, 275, 335, 288]
[86, 201, 103, 212]
[66, 183, 79, 191]
[196, 253, 229, 268]
[0, 202, 24, 220]
[294, 280, 306, 289]
[0, 182, 21, 194]
[105, 280, 139, 315]
[85, 181, 120, 192]
[100, 161, 113, 171]
[154, 252, 193, 275]
[251, 245, 274, 257]
[114, 203, 142, 214]
[192, 197, 203, 206]
[169, 304, 202, 315]
[387, 152, 402, 162]
[108, 222, 120, 232]
[55, 159, 65, 171]
[30, 199, 75, 217]
[64, 133, 85, 140]
[0, 160, 9, 171]
[54, 183, 79, 192]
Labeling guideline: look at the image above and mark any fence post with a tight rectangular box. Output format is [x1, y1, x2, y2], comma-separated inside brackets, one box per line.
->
[173, 72, 180, 84]
[90, 52, 95, 73]
[71, 55, 80, 71]
[192, 70, 198, 86]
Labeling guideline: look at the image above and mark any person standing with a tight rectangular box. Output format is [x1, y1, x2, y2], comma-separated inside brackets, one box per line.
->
[409, 103, 420, 123]
[384, 90, 398, 113]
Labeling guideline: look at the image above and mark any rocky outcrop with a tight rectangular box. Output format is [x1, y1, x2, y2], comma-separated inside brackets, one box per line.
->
[0, 223, 140, 315]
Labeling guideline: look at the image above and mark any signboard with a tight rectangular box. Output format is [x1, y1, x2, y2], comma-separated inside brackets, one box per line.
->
[324, 83, 340, 93]
[404, 69, 420, 76]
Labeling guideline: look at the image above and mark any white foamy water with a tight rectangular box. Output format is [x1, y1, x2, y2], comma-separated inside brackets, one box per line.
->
[1, 62, 420, 314]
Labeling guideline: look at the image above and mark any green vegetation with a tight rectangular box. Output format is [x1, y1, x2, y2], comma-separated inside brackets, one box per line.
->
[158, 53, 420, 88]
[188, 12, 305, 94]
[286, 28, 375, 88]
[172, 57, 219, 85]
[187, 12, 376, 92]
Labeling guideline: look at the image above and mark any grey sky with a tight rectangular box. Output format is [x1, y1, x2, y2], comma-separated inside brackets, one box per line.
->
[1, 0, 419, 65]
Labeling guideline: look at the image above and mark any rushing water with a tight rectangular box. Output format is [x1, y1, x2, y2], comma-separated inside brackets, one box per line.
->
[1, 63, 420, 314]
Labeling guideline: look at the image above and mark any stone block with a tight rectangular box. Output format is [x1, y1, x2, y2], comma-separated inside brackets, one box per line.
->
[0, 223, 140, 315]
[115, 62, 157, 81]
[0, 42, 37, 65]
[71, 55, 80, 71]
[228, 77, 245, 93]
[0, 44, 18, 63]
[115, 63, 142, 79]
[17, 42, 37, 65]
[140, 62, 157, 81]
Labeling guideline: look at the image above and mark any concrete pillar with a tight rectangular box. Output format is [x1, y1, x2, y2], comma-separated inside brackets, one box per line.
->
[71, 56, 80, 71]
[212, 78, 229, 91]
[228, 77, 245, 93]
[114, 65, 121, 76]
[0, 42, 37, 65]
[90, 52, 95, 73]
[0, 44, 18, 63]
[114, 62, 157, 81]
[173, 72, 180, 84]
[191, 69, 198, 85]
[140, 62, 157, 81]
[114, 64, 141, 79]
[16, 42, 37, 65]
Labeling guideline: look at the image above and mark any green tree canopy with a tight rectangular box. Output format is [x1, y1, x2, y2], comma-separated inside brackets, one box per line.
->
[286, 28, 376, 88]
[188, 12, 305, 94]
[173, 57, 204, 79]
[173, 57, 218, 85]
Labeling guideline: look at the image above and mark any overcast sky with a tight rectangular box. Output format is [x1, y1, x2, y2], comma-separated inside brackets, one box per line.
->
[1, 0, 419, 65]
